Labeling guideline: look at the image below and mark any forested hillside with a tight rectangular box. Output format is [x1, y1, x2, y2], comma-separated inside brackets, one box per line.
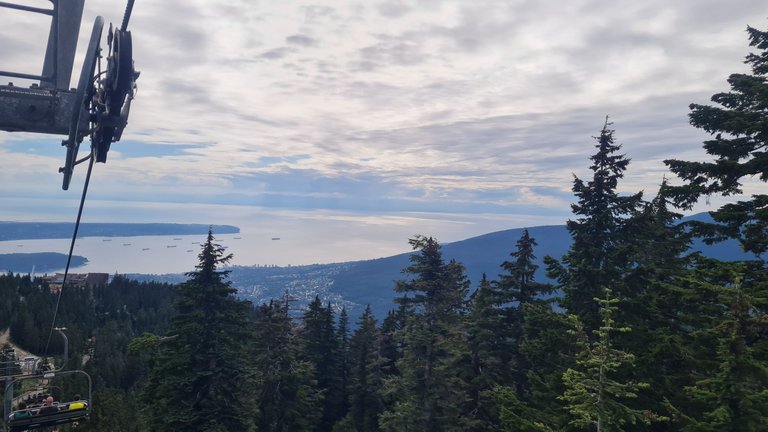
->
[2, 22, 767, 432]
[212, 214, 749, 320]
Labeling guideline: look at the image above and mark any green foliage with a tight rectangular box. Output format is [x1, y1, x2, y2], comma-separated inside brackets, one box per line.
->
[547, 119, 643, 331]
[300, 297, 346, 431]
[253, 300, 322, 431]
[665, 25, 768, 255]
[143, 229, 256, 432]
[381, 236, 471, 432]
[463, 275, 506, 430]
[0, 272, 21, 329]
[677, 269, 768, 432]
[561, 290, 663, 432]
[499, 229, 552, 306]
[77, 389, 141, 432]
[345, 305, 384, 432]
[498, 230, 554, 402]
[0, 343, 21, 377]
[517, 302, 576, 430]
[492, 386, 555, 432]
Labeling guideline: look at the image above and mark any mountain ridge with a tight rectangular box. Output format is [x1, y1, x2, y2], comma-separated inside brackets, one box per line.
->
[214, 213, 753, 319]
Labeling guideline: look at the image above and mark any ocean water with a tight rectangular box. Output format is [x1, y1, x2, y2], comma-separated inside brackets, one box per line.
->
[1, 198, 568, 275]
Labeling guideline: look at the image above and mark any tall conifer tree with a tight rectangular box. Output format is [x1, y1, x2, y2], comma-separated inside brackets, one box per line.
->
[144, 229, 255, 432]
[464, 274, 506, 431]
[665, 25, 768, 255]
[300, 297, 343, 432]
[380, 236, 470, 432]
[677, 269, 768, 432]
[662, 23, 768, 429]
[344, 305, 384, 432]
[546, 119, 643, 330]
[561, 290, 661, 432]
[498, 229, 553, 399]
[337, 306, 351, 422]
[615, 184, 700, 424]
[253, 300, 322, 431]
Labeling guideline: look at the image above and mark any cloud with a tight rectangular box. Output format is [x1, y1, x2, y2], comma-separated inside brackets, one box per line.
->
[258, 47, 295, 60]
[376, 1, 411, 18]
[286, 34, 317, 47]
[3, 0, 767, 229]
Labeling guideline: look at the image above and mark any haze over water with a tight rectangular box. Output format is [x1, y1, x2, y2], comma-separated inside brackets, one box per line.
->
[2, 198, 568, 274]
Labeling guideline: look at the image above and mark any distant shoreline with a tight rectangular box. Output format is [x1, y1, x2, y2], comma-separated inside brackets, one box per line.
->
[0, 222, 240, 242]
[0, 252, 87, 273]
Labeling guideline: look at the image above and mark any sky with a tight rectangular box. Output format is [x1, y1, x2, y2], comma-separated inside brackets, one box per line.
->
[1, 0, 767, 263]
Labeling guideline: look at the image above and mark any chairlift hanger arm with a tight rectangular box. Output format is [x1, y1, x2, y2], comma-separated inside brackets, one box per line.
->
[0, 1, 53, 16]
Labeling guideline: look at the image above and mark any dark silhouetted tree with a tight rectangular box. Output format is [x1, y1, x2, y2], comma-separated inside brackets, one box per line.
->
[144, 229, 256, 432]
[546, 119, 643, 331]
[380, 236, 470, 432]
[665, 25, 768, 255]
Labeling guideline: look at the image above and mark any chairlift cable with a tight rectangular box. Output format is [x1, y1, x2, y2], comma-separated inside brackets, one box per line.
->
[43, 151, 96, 360]
[120, 0, 135, 32]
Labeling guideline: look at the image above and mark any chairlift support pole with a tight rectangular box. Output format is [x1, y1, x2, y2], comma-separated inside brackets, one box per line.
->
[2, 377, 10, 432]
[54, 328, 68, 370]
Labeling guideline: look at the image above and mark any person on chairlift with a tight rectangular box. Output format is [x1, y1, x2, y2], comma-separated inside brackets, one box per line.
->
[12, 401, 32, 419]
[38, 396, 58, 415]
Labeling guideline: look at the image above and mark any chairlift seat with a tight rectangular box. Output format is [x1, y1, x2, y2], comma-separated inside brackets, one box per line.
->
[7, 400, 88, 432]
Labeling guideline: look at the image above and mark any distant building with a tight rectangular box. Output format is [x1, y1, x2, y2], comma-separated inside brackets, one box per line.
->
[43, 273, 109, 293]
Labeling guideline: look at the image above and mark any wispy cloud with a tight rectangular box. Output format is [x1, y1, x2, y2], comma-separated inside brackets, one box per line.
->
[1, 0, 766, 229]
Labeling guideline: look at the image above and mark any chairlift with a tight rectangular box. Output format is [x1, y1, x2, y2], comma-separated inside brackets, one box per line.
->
[0, 0, 139, 190]
[1, 330, 92, 432]
[4, 371, 91, 432]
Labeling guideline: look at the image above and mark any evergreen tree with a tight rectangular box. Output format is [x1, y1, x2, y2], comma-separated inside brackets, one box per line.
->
[665, 25, 768, 255]
[0, 343, 21, 377]
[143, 229, 256, 432]
[344, 305, 384, 432]
[79, 389, 141, 432]
[677, 269, 768, 432]
[498, 230, 553, 400]
[300, 297, 344, 432]
[561, 289, 661, 432]
[493, 385, 555, 432]
[508, 301, 575, 431]
[546, 119, 643, 331]
[337, 306, 351, 422]
[380, 236, 470, 432]
[463, 274, 505, 431]
[253, 300, 322, 432]
[378, 304, 407, 380]
[614, 183, 700, 427]
[661, 30, 768, 428]
[499, 229, 550, 305]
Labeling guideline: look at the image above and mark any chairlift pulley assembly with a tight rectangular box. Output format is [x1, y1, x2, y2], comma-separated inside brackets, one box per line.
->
[0, 0, 139, 189]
